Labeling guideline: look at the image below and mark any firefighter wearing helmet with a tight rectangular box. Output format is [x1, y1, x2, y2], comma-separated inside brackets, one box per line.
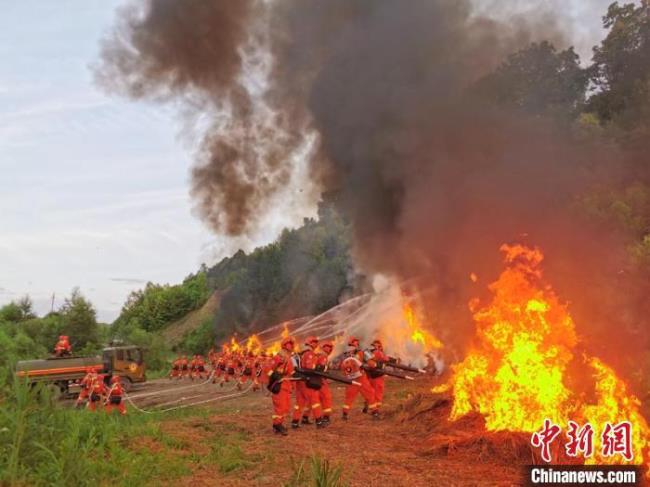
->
[267, 336, 296, 435]
[291, 336, 326, 429]
[364, 338, 389, 418]
[340, 336, 378, 420]
[316, 340, 334, 424]
[54, 335, 72, 357]
[87, 373, 107, 412]
[169, 356, 182, 379]
[105, 376, 127, 415]
[75, 366, 96, 408]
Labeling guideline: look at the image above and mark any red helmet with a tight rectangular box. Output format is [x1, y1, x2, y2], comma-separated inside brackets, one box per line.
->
[111, 376, 121, 384]
[59, 335, 65, 340]
[320, 341, 334, 351]
[304, 336, 319, 348]
[281, 336, 295, 349]
[85, 367, 93, 373]
[348, 336, 360, 347]
[371, 338, 383, 348]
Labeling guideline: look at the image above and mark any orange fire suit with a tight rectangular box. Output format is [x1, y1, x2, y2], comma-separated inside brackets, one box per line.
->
[180, 358, 189, 378]
[105, 383, 127, 415]
[193, 356, 208, 380]
[316, 352, 333, 418]
[169, 358, 181, 379]
[292, 349, 322, 422]
[87, 377, 107, 412]
[364, 348, 388, 412]
[269, 351, 294, 426]
[54, 338, 72, 357]
[76, 371, 95, 407]
[341, 354, 377, 416]
[240, 355, 255, 384]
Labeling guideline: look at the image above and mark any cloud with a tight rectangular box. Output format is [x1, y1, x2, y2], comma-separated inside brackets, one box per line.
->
[109, 278, 147, 285]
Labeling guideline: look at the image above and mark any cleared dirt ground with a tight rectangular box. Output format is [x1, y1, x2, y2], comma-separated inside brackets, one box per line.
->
[124, 375, 531, 486]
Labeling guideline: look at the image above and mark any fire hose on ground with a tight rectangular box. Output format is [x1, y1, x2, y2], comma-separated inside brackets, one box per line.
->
[124, 380, 255, 414]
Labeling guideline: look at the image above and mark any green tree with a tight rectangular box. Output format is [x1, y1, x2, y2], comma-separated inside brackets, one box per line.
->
[0, 296, 36, 323]
[473, 41, 588, 121]
[589, 1, 650, 129]
[60, 288, 100, 351]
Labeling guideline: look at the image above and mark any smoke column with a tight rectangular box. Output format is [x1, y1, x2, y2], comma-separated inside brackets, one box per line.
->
[98, 0, 648, 387]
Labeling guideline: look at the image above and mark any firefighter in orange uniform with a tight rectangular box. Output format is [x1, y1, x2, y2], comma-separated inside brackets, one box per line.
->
[214, 351, 227, 384]
[290, 340, 309, 428]
[252, 353, 264, 391]
[190, 355, 207, 380]
[54, 335, 72, 357]
[340, 337, 377, 420]
[239, 351, 255, 390]
[259, 353, 273, 388]
[87, 374, 107, 412]
[292, 336, 325, 428]
[105, 376, 127, 415]
[268, 336, 296, 435]
[189, 355, 198, 380]
[180, 355, 189, 379]
[221, 351, 238, 387]
[169, 356, 181, 379]
[364, 339, 388, 417]
[316, 340, 334, 424]
[75, 367, 96, 408]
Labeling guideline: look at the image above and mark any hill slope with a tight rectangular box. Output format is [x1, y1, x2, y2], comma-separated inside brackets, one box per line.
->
[162, 292, 220, 346]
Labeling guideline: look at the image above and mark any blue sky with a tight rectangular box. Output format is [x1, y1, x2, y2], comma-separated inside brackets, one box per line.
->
[0, 1, 611, 322]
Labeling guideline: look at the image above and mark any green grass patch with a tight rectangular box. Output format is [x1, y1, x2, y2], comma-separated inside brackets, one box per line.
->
[0, 379, 191, 486]
[196, 422, 259, 475]
[284, 456, 349, 487]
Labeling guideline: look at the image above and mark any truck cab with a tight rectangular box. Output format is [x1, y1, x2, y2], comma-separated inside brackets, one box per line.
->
[102, 345, 146, 389]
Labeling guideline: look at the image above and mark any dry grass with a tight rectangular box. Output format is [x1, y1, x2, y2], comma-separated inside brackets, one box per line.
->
[161, 292, 221, 345]
[141, 376, 528, 486]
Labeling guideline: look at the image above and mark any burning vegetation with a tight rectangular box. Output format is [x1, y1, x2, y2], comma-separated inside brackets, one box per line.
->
[445, 244, 649, 470]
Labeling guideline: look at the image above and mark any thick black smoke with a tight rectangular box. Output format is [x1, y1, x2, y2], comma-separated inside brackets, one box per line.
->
[98, 1, 648, 385]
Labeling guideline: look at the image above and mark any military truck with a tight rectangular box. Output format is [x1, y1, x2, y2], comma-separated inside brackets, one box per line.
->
[16, 345, 146, 396]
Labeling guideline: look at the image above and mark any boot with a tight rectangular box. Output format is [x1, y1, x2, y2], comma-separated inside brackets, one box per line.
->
[291, 419, 300, 429]
[301, 415, 312, 425]
[316, 418, 327, 429]
[273, 424, 288, 436]
[342, 412, 349, 421]
[362, 404, 368, 414]
[372, 410, 381, 420]
[322, 415, 331, 425]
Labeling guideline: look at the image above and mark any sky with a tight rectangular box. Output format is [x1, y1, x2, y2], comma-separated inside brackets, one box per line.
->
[0, 0, 613, 322]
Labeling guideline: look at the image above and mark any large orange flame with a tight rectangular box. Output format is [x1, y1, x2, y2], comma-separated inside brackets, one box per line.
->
[447, 243, 649, 469]
[403, 301, 444, 350]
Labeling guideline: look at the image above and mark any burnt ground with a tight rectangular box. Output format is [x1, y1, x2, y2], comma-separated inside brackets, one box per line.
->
[124, 375, 533, 486]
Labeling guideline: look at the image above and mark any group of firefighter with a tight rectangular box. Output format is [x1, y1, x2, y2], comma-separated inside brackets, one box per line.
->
[64, 333, 419, 424]
[51, 336, 126, 414]
[168, 335, 422, 436]
[74, 367, 127, 414]
[168, 354, 212, 381]
[265, 335, 421, 435]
